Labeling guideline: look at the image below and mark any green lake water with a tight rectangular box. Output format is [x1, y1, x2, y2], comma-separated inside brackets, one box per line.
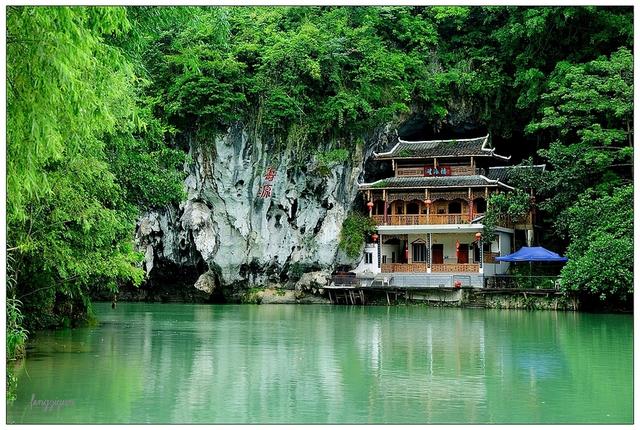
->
[7, 303, 633, 424]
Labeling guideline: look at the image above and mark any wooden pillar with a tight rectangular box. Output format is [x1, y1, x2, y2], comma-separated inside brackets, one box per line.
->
[427, 233, 432, 273]
[403, 200, 407, 224]
[383, 190, 388, 224]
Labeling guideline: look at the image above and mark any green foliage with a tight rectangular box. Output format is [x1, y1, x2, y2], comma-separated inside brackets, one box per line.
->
[316, 149, 350, 167]
[524, 47, 633, 303]
[339, 213, 377, 259]
[558, 186, 632, 302]
[529, 48, 633, 218]
[483, 191, 533, 241]
[7, 7, 187, 329]
[7, 6, 133, 221]
[6, 298, 28, 361]
[242, 287, 264, 304]
[6, 368, 18, 401]
[315, 149, 350, 175]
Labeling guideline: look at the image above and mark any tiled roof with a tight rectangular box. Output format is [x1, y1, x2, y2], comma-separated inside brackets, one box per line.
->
[486, 165, 546, 183]
[375, 135, 510, 160]
[359, 175, 512, 190]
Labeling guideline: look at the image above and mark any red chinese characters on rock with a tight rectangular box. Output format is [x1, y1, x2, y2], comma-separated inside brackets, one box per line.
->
[259, 166, 277, 199]
[264, 167, 277, 182]
[259, 184, 272, 198]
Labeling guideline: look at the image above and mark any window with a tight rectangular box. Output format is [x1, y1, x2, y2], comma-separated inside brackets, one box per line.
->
[406, 202, 420, 214]
[382, 255, 387, 264]
[412, 243, 426, 262]
[475, 198, 487, 213]
[448, 201, 462, 213]
[365, 252, 373, 264]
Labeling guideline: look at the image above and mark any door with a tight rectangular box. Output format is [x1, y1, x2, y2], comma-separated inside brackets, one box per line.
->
[432, 244, 444, 264]
[457, 244, 469, 264]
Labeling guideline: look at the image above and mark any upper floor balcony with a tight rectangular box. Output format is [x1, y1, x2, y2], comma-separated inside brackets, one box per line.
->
[372, 213, 481, 226]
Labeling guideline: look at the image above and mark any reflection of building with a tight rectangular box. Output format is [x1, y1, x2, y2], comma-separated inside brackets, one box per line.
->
[354, 135, 542, 282]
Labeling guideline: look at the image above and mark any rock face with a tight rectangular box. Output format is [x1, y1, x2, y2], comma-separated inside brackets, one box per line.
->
[135, 122, 397, 297]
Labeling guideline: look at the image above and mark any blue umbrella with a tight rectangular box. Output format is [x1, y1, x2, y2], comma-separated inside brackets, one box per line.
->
[496, 246, 567, 289]
[496, 246, 568, 262]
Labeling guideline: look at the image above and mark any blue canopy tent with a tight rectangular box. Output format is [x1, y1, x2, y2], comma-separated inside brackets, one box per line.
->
[496, 246, 568, 263]
[495, 246, 567, 289]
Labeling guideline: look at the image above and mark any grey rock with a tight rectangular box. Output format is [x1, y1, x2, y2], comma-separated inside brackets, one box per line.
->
[194, 270, 217, 294]
[135, 121, 398, 291]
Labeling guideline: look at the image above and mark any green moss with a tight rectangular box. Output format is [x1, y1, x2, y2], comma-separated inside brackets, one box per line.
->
[316, 149, 350, 166]
[241, 287, 263, 304]
[371, 180, 389, 188]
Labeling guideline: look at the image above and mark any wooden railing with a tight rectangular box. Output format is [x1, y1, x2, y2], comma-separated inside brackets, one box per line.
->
[381, 263, 427, 273]
[431, 263, 480, 273]
[371, 214, 472, 226]
[371, 213, 498, 226]
[372, 215, 386, 225]
[381, 263, 480, 273]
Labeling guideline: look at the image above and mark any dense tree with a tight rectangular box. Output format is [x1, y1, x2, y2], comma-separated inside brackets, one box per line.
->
[526, 48, 633, 302]
[6, 5, 634, 333]
[7, 7, 185, 329]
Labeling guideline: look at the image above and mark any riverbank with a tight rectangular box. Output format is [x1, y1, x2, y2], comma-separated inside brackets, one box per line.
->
[95, 283, 585, 311]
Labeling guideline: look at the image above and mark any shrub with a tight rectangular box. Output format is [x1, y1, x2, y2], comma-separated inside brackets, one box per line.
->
[339, 212, 377, 259]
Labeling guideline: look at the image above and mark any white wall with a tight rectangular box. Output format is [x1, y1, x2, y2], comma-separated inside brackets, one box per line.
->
[353, 243, 380, 275]
[431, 233, 477, 264]
[483, 231, 511, 275]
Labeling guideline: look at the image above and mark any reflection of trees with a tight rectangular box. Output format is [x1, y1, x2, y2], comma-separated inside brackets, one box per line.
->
[8, 304, 632, 424]
[482, 310, 632, 423]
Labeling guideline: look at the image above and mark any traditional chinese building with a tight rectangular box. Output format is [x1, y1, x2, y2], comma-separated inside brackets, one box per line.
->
[353, 134, 542, 283]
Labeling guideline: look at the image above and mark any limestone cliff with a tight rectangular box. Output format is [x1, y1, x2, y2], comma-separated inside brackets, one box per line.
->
[135, 122, 397, 297]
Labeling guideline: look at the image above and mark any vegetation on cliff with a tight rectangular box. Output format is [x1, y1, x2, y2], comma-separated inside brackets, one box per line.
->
[6, 5, 633, 337]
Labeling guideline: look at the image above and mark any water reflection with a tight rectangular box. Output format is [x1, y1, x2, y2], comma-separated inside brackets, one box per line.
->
[7, 304, 632, 424]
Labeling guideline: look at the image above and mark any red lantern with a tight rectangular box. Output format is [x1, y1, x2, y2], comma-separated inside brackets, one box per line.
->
[424, 199, 432, 206]
[454, 280, 462, 289]
[475, 232, 482, 241]
[371, 233, 379, 242]
[367, 201, 374, 210]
